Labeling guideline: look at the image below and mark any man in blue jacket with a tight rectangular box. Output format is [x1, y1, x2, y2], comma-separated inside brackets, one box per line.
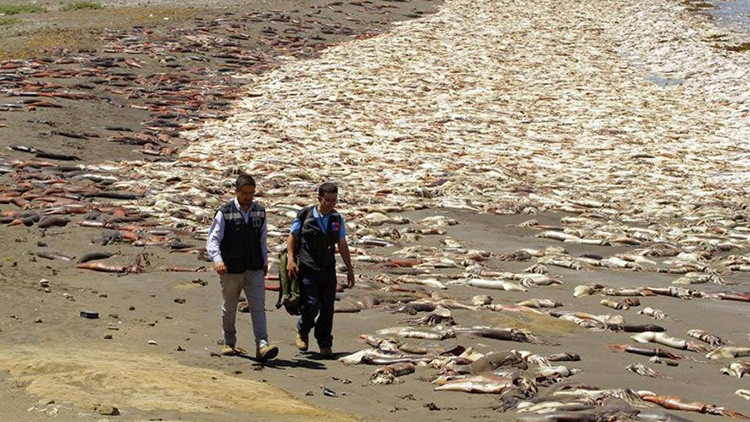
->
[286, 182, 354, 358]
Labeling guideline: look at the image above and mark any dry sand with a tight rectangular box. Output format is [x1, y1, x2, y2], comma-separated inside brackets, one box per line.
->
[1, 0, 750, 421]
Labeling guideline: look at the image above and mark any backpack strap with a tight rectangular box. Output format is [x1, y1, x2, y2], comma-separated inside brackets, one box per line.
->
[293, 205, 314, 257]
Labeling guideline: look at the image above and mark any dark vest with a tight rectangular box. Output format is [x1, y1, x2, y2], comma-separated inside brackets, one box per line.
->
[297, 205, 341, 273]
[218, 201, 265, 273]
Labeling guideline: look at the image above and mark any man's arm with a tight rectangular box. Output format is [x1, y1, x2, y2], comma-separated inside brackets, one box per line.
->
[338, 236, 354, 288]
[206, 211, 227, 275]
[286, 233, 298, 277]
[286, 214, 303, 277]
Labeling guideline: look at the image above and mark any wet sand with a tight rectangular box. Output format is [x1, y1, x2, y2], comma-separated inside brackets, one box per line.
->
[709, 0, 750, 33]
[1, 0, 750, 421]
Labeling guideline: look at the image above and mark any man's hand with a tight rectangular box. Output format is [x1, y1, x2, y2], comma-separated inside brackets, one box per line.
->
[287, 259, 298, 278]
[338, 237, 354, 288]
[346, 268, 355, 288]
[263, 264, 268, 277]
[214, 261, 227, 275]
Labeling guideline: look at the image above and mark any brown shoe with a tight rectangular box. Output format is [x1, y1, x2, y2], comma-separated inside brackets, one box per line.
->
[295, 332, 309, 352]
[220, 345, 236, 356]
[256, 344, 279, 361]
[319, 347, 333, 359]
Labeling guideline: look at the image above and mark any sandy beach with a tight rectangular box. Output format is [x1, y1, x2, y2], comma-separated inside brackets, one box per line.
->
[1, 0, 750, 421]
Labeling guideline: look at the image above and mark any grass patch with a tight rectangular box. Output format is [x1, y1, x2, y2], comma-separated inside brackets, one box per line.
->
[0, 4, 47, 15]
[60, 1, 103, 11]
[0, 17, 21, 26]
[0, 28, 103, 60]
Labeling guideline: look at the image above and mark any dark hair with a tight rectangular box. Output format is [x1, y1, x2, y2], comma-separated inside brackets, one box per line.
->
[318, 182, 338, 197]
[235, 174, 256, 190]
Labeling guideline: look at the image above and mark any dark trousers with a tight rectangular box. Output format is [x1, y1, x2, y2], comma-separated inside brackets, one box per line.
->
[296, 267, 337, 349]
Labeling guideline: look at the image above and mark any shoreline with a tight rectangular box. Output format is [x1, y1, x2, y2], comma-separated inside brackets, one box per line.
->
[709, 0, 750, 34]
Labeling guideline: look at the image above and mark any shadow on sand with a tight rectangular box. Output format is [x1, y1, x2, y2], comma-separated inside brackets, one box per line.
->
[238, 351, 352, 370]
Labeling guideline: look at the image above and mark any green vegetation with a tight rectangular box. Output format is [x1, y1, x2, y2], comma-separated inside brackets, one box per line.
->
[60, 1, 103, 11]
[0, 4, 47, 15]
[0, 16, 20, 25]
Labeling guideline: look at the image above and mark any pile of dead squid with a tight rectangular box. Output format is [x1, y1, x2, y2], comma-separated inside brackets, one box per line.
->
[317, 223, 749, 417]
[0, 160, 211, 272]
[333, 286, 749, 420]
[1, 4, 428, 159]
[94, 0, 749, 259]
[0, 4, 441, 271]
[1, 48, 252, 159]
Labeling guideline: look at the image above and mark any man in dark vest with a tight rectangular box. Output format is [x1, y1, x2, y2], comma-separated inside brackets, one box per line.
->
[286, 182, 355, 358]
[206, 174, 279, 361]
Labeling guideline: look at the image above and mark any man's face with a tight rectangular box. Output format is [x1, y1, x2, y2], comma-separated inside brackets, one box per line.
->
[318, 192, 337, 214]
[236, 185, 255, 209]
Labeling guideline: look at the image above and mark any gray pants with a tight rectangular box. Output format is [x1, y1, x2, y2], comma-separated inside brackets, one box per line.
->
[220, 269, 268, 348]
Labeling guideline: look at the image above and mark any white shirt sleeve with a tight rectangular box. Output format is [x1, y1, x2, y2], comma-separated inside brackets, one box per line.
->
[206, 210, 225, 263]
